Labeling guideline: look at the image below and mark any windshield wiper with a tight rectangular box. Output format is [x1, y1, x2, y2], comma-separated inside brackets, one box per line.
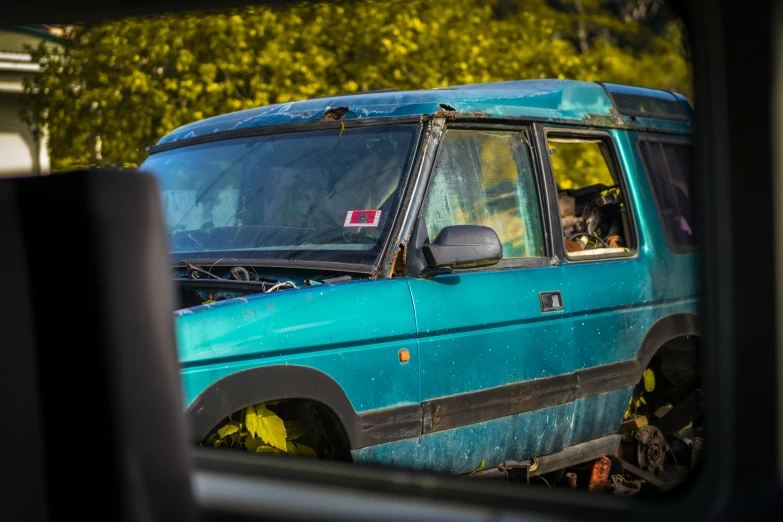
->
[172, 261, 269, 285]
[172, 261, 223, 280]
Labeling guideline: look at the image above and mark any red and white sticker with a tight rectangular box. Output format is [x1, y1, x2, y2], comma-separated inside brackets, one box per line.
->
[344, 210, 382, 228]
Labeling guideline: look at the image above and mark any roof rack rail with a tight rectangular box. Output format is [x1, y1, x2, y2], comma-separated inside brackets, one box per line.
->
[596, 82, 689, 122]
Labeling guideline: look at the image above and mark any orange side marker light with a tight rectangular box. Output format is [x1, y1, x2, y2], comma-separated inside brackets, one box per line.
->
[398, 348, 410, 363]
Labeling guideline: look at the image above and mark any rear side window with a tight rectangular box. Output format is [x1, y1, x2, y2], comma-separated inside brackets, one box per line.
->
[547, 134, 635, 259]
[638, 139, 695, 250]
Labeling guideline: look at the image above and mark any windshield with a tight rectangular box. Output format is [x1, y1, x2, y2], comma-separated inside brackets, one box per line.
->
[141, 124, 420, 267]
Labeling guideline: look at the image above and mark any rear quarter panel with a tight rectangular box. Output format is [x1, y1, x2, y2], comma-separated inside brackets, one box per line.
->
[561, 129, 698, 427]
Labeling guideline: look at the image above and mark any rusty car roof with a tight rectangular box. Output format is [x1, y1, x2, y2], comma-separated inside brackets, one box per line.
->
[154, 79, 693, 148]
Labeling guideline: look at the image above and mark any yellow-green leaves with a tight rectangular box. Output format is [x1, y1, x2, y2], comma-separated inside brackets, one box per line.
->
[245, 406, 261, 440]
[245, 435, 260, 452]
[468, 459, 485, 475]
[217, 421, 241, 439]
[643, 368, 656, 393]
[287, 441, 318, 457]
[246, 435, 284, 454]
[550, 140, 615, 191]
[284, 419, 317, 456]
[246, 404, 288, 452]
[206, 401, 317, 457]
[255, 445, 285, 455]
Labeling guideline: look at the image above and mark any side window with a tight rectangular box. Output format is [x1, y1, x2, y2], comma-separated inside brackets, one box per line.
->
[547, 135, 634, 258]
[637, 139, 695, 250]
[421, 129, 545, 260]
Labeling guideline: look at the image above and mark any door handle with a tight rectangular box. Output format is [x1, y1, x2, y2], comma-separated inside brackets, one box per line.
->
[539, 291, 564, 313]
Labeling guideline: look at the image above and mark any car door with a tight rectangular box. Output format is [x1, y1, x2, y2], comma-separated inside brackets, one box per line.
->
[405, 125, 575, 474]
[541, 126, 654, 433]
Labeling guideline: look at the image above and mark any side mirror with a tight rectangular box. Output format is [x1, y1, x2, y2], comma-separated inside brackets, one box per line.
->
[422, 225, 502, 269]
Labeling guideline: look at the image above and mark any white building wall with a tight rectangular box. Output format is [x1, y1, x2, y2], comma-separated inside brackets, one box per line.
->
[0, 29, 58, 177]
[0, 92, 41, 177]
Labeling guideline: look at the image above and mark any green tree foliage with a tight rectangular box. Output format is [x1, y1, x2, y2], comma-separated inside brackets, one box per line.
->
[22, 0, 691, 171]
[549, 139, 615, 190]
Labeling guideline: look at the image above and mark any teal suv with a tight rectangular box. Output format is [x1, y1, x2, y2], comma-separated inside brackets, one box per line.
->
[141, 80, 698, 474]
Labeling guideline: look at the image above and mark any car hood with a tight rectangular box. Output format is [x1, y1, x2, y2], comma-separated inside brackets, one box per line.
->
[174, 278, 416, 367]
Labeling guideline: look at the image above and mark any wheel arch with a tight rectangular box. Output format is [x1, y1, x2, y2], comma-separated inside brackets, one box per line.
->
[185, 365, 362, 447]
[635, 312, 701, 377]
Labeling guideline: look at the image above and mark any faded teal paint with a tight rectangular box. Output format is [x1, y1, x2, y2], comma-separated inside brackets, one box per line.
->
[352, 387, 633, 474]
[562, 128, 698, 368]
[155, 80, 692, 146]
[539, 126, 698, 370]
[409, 266, 573, 400]
[176, 278, 419, 413]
